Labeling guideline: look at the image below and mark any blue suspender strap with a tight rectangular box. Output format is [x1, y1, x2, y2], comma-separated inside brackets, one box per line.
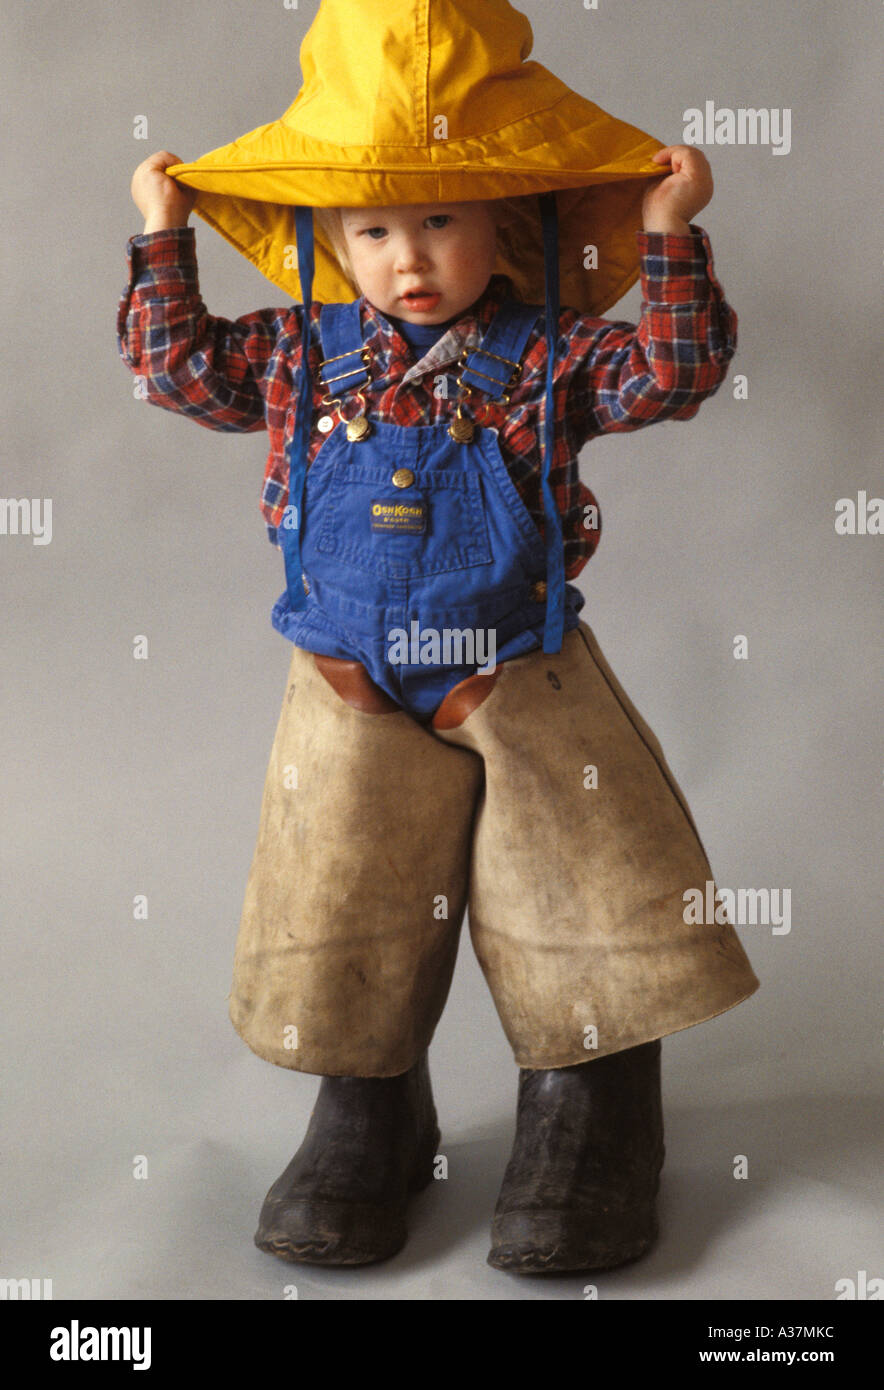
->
[538, 191, 565, 654]
[459, 301, 539, 397]
[281, 204, 316, 612]
[318, 302, 370, 392]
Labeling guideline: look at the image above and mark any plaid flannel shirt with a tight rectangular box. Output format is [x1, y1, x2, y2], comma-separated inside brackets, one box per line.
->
[116, 223, 737, 579]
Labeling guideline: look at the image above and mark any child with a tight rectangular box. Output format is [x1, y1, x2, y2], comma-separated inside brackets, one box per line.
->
[118, 0, 759, 1275]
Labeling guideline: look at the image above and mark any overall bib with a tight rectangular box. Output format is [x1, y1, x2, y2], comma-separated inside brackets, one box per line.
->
[270, 297, 585, 720]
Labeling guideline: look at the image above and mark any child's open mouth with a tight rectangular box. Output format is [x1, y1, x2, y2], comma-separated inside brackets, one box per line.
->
[402, 290, 441, 311]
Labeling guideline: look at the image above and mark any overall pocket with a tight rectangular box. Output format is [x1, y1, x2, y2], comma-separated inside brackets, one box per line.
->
[313, 459, 493, 580]
[478, 428, 549, 568]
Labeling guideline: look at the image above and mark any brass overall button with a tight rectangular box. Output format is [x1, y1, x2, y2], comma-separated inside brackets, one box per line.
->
[449, 414, 475, 444]
[531, 579, 547, 603]
[392, 467, 415, 488]
[346, 415, 371, 442]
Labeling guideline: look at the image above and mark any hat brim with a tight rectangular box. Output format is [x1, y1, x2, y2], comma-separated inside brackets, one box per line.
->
[166, 90, 667, 315]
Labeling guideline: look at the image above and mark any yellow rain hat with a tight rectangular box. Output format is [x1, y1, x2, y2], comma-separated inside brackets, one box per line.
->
[165, 0, 667, 316]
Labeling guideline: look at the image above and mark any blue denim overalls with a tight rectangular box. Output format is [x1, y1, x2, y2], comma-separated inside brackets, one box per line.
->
[271, 201, 582, 721]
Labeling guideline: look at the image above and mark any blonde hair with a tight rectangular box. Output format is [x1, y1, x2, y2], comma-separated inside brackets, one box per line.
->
[314, 206, 355, 285]
[314, 197, 540, 300]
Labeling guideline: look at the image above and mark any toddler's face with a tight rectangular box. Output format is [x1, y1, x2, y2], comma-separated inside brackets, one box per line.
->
[338, 201, 499, 323]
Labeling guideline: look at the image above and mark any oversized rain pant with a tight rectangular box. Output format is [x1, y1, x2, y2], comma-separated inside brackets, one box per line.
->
[229, 621, 760, 1075]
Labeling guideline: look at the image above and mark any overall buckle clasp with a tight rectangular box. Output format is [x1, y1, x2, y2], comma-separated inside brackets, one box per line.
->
[318, 346, 373, 441]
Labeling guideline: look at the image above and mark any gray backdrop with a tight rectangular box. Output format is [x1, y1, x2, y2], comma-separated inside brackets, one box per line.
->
[2, 0, 881, 1302]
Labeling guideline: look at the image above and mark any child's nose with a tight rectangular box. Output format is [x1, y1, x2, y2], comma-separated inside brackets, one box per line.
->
[394, 236, 429, 272]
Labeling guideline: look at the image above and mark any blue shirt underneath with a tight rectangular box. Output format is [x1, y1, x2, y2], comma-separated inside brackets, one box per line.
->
[384, 311, 461, 358]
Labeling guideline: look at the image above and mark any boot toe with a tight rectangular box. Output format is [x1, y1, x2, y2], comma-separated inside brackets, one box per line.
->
[488, 1204, 658, 1274]
[255, 1196, 407, 1266]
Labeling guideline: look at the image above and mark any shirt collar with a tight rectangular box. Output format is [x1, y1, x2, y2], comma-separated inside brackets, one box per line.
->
[359, 274, 517, 385]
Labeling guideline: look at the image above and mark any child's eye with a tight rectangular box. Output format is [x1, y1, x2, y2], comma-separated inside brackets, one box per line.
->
[360, 216, 450, 238]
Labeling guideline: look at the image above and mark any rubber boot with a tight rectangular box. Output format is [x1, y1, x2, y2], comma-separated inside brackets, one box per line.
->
[487, 1039, 664, 1274]
[254, 1051, 440, 1266]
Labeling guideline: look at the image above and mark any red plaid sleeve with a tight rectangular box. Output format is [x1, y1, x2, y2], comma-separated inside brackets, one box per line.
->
[116, 227, 295, 433]
[563, 224, 738, 443]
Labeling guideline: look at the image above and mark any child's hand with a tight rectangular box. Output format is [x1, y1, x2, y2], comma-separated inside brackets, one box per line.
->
[641, 145, 714, 234]
[131, 150, 198, 232]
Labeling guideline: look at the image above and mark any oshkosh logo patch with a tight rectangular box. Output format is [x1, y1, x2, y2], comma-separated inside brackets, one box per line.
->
[370, 500, 427, 534]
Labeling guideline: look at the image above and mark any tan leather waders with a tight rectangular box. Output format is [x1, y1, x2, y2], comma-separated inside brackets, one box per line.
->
[229, 620, 759, 1076]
